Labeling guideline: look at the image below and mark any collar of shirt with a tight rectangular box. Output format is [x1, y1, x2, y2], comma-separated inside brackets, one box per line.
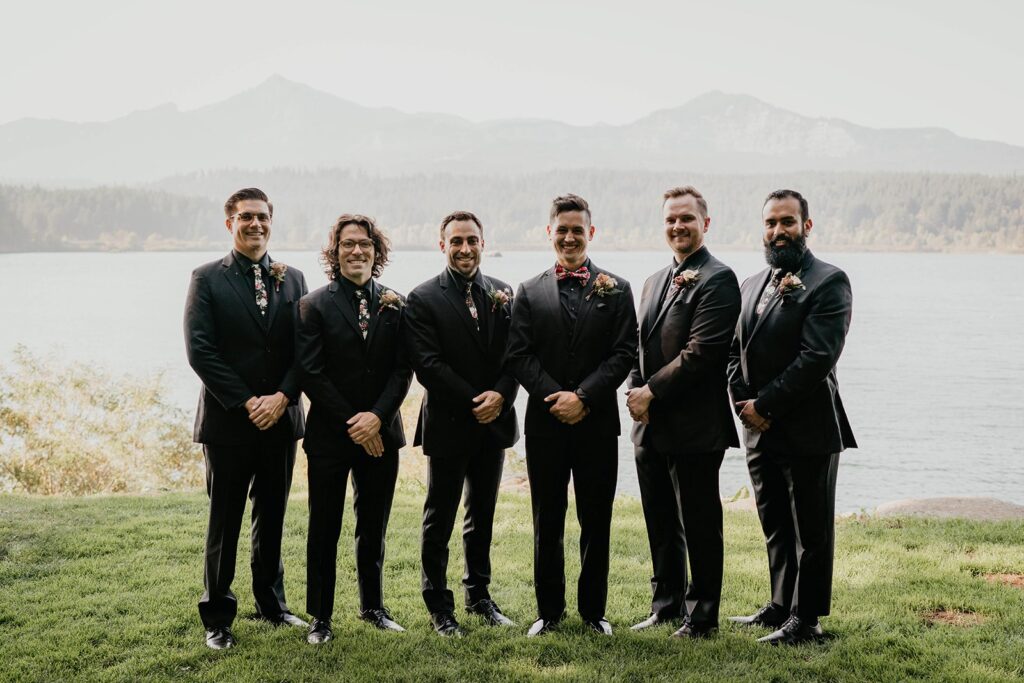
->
[233, 249, 270, 274]
[337, 274, 375, 301]
[672, 245, 706, 274]
[446, 266, 483, 292]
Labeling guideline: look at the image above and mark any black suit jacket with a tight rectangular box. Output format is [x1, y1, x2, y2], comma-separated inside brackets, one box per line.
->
[506, 263, 638, 438]
[184, 253, 307, 445]
[405, 271, 520, 457]
[629, 248, 741, 454]
[728, 250, 857, 456]
[296, 279, 413, 457]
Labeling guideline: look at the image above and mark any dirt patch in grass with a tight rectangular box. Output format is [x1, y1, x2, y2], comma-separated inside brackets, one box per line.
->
[983, 573, 1024, 589]
[923, 609, 986, 627]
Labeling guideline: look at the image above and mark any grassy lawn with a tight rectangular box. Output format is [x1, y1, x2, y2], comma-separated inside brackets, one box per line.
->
[2, 481, 1023, 682]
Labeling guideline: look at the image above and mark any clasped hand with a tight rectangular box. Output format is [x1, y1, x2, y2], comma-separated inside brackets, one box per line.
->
[544, 391, 589, 425]
[347, 411, 384, 457]
[735, 399, 772, 432]
[471, 391, 504, 425]
[624, 385, 654, 424]
[245, 392, 289, 431]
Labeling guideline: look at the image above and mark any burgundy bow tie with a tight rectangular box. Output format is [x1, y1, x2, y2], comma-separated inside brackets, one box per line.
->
[554, 264, 591, 286]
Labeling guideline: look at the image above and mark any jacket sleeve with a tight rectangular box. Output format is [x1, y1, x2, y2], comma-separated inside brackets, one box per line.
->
[647, 268, 741, 399]
[404, 289, 479, 407]
[371, 304, 414, 422]
[183, 269, 253, 410]
[278, 270, 308, 403]
[296, 294, 357, 424]
[577, 282, 639, 399]
[727, 321, 750, 408]
[753, 271, 853, 419]
[505, 283, 563, 398]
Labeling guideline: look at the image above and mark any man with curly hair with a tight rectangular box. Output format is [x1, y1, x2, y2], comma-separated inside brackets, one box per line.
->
[296, 214, 413, 644]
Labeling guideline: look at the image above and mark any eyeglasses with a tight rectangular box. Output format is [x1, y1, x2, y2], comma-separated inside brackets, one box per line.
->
[231, 212, 272, 224]
[340, 239, 374, 251]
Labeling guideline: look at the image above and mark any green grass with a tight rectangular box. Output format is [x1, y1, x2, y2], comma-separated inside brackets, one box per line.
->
[2, 482, 1023, 682]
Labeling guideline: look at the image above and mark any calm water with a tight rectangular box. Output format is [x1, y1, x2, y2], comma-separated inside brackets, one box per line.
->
[3, 249, 1023, 512]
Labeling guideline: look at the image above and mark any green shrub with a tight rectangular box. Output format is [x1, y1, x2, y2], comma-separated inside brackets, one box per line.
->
[0, 345, 202, 494]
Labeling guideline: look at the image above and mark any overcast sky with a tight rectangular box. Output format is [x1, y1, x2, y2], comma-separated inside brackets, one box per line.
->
[5, 0, 1022, 145]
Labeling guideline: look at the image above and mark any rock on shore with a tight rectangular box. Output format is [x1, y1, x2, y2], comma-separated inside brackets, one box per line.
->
[874, 497, 1024, 522]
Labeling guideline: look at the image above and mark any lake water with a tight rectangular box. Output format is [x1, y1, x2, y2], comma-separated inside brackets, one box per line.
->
[3, 249, 1023, 512]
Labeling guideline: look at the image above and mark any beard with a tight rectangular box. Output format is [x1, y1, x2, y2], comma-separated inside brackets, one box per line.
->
[764, 231, 807, 273]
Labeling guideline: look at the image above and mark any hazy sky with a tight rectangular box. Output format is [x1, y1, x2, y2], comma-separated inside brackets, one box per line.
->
[5, 0, 1023, 145]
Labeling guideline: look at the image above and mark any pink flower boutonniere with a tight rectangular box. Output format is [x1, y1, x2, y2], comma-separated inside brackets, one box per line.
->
[488, 287, 512, 312]
[671, 269, 700, 293]
[378, 289, 404, 314]
[777, 272, 806, 295]
[269, 262, 287, 292]
[585, 273, 622, 301]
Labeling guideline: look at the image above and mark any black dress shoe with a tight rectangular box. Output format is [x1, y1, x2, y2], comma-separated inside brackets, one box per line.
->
[467, 599, 515, 626]
[526, 616, 562, 637]
[583, 617, 613, 636]
[205, 626, 236, 650]
[671, 619, 718, 639]
[431, 611, 464, 637]
[360, 607, 406, 632]
[728, 602, 789, 628]
[307, 618, 334, 645]
[252, 611, 309, 628]
[757, 615, 825, 645]
[630, 613, 668, 631]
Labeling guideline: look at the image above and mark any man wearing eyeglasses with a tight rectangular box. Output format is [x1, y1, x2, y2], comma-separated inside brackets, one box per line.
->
[184, 187, 309, 650]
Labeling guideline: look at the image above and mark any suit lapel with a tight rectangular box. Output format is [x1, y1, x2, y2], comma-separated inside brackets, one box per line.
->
[264, 256, 282, 331]
[743, 269, 773, 346]
[365, 281, 386, 349]
[745, 250, 816, 346]
[328, 281, 363, 338]
[220, 253, 267, 333]
[571, 265, 604, 349]
[480, 274, 497, 349]
[642, 264, 673, 341]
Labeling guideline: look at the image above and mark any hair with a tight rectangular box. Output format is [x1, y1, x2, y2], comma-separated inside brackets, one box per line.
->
[223, 187, 273, 218]
[662, 185, 709, 219]
[439, 211, 483, 241]
[763, 189, 809, 225]
[549, 193, 591, 224]
[321, 214, 391, 280]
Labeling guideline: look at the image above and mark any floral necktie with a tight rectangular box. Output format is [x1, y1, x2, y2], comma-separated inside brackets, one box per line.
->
[465, 282, 479, 331]
[355, 288, 370, 339]
[252, 264, 268, 317]
[755, 269, 782, 315]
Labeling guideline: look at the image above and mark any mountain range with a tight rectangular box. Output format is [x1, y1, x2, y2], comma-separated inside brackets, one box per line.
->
[2, 75, 1023, 184]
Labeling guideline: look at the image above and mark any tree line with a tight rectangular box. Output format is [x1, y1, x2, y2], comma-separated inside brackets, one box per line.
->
[2, 170, 1022, 252]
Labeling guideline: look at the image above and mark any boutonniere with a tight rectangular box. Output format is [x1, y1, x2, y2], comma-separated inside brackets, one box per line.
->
[671, 269, 700, 293]
[378, 289, 404, 313]
[269, 262, 287, 292]
[585, 273, 622, 300]
[777, 272, 805, 295]
[487, 287, 512, 312]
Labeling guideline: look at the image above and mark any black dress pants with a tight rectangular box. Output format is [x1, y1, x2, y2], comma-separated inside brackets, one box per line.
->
[635, 446, 725, 626]
[746, 448, 840, 620]
[420, 448, 505, 614]
[525, 432, 617, 622]
[305, 447, 399, 620]
[199, 439, 296, 629]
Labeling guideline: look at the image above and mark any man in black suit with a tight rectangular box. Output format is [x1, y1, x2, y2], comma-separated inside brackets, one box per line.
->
[625, 186, 741, 638]
[184, 187, 309, 650]
[727, 189, 856, 645]
[296, 214, 413, 645]
[506, 194, 638, 637]
[405, 211, 520, 636]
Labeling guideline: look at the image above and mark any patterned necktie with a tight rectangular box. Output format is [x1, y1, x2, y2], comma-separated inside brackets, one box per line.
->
[464, 282, 480, 331]
[252, 264, 268, 317]
[355, 288, 370, 339]
[755, 270, 782, 315]
[554, 263, 591, 287]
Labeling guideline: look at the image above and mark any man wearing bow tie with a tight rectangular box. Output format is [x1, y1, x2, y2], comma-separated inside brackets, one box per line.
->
[625, 186, 741, 639]
[184, 187, 309, 650]
[727, 189, 855, 645]
[506, 194, 638, 637]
